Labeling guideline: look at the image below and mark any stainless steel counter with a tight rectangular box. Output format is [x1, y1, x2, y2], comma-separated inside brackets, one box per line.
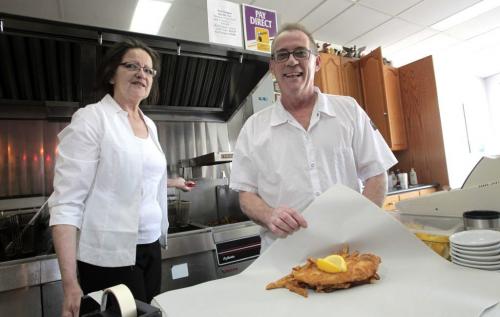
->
[387, 183, 437, 195]
[0, 253, 59, 292]
[162, 226, 215, 259]
[0, 222, 259, 292]
[0, 222, 261, 315]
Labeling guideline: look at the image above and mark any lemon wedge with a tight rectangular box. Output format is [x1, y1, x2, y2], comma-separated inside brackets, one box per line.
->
[316, 255, 347, 273]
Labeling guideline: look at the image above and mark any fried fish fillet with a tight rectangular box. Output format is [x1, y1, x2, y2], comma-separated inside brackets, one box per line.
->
[266, 249, 381, 297]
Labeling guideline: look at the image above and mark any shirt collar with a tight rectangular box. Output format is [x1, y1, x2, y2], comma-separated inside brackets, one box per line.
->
[102, 94, 148, 118]
[270, 99, 291, 126]
[315, 87, 336, 118]
[102, 94, 127, 115]
[270, 87, 336, 126]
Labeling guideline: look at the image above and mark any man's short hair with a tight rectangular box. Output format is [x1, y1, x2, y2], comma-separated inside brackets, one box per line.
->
[271, 23, 318, 55]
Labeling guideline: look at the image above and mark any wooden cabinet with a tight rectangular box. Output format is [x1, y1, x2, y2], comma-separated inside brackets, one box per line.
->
[383, 65, 407, 150]
[383, 194, 400, 211]
[395, 56, 449, 188]
[315, 53, 343, 95]
[359, 47, 407, 151]
[315, 48, 449, 188]
[314, 53, 364, 106]
[383, 187, 437, 211]
[341, 57, 364, 106]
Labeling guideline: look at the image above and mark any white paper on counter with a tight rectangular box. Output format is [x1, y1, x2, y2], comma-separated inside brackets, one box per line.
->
[152, 185, 500, 317]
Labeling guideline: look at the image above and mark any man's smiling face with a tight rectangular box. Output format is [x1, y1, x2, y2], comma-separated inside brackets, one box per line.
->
[270, 30, 320, 98]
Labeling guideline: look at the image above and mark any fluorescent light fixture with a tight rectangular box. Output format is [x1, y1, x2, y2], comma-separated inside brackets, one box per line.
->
[432, 0, 500, 31]
[130, 0, 171, 34]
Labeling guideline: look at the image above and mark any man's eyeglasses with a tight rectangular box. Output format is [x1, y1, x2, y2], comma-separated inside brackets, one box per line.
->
[119, 62, 157, 77]
[271, 48, 314, 63]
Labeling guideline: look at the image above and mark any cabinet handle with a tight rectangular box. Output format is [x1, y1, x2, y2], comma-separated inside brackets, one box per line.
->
[383, 112, 388, 116]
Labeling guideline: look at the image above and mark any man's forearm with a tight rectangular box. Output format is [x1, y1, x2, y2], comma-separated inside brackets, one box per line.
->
[362, 172, 388, 207]
[239, 191, 273, 227]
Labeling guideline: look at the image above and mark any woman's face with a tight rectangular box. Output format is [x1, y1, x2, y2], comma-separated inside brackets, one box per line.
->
[112, 48, 154, 106]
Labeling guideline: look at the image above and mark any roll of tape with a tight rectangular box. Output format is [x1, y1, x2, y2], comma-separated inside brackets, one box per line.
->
[101, 284, 137, 317]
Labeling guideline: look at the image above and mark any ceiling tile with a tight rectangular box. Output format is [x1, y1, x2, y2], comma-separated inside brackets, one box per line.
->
[399, 0, 481, 26]
[444, 5, 500, 40]
[452, 26, 500, 53]
[0, 0, 61, 20]
[313, 4, 391, 44]
[383, 27, 438, 55]
[346, 17, 424, 51]
[251, 0, 323, 24]
[387, 33, 459, 67]
[358, 0, 423, 16]
[300, 0, 354, 32]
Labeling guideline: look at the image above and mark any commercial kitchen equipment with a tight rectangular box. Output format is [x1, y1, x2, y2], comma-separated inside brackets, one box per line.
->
[178, 152, 233, 179]
[0, 196, 60, 317]
[212, 221, 261, 278]
[397, 156, 500, 217]
[160, 224, 216, 293]
[161, 181, 261, 290]
[179, 152, 233, 168]
[160, 220, 261, 291]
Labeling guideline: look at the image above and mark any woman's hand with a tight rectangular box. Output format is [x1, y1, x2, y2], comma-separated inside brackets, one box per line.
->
[61, 280, 83, 317]
[168, 177, 196, 192]
[52, 225, 82, 317]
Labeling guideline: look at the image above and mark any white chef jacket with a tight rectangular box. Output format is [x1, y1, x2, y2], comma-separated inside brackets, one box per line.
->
[48, 94, 169, 267]
[230, 88, 397, 248]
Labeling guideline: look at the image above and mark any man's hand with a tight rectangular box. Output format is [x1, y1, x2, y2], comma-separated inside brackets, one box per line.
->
[266, 206, 308, 238]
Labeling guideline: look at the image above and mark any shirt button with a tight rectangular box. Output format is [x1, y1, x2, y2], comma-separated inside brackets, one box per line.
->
[315, 192, 321, 197]
[310, 162, 315, 168]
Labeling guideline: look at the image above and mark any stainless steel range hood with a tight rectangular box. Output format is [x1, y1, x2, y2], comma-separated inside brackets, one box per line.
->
[0, 0, 270, 122]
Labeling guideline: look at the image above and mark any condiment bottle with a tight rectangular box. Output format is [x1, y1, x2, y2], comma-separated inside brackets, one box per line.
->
[390, 171, 398, 188]
[409, 168, 418, 186]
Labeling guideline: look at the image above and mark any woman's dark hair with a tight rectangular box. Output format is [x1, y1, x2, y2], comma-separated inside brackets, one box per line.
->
[96, 38, 160, 104]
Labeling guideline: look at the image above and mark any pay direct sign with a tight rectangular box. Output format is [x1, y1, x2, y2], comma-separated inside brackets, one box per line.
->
[242, 4, 277, 53]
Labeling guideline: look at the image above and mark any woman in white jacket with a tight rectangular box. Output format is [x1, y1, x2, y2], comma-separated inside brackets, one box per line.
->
[48, 38, 194, 317]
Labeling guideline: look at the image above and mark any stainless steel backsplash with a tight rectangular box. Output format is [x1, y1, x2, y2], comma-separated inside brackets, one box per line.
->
[0, 99, 252, 194]
[0, 120, 67, 198]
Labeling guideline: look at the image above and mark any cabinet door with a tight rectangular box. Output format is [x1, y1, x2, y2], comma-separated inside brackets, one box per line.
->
[359, 48, 390, 143]
[383, 65, 408, 150]
[341, 56, 365, 107]
[398, 190, 420, 201]
[419, 187, 436, 196]
[315, 53, 343, 95]
[383, 194, 399, 211]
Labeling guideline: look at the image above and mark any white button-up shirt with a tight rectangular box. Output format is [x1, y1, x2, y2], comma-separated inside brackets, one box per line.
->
[48, 94, 168, 267]
[230, 89, 397, 247]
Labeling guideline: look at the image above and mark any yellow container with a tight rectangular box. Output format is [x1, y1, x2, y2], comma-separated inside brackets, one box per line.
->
[414, 232, 450, 260]
[392, 212, 463, 260]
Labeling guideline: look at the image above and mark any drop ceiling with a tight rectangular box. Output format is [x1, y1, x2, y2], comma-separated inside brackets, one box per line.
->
[233, 0, 500, 78]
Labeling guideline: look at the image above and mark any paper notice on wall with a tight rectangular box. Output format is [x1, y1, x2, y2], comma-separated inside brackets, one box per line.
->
[207, 0, 243, 48]
[242, 4, 277, 53]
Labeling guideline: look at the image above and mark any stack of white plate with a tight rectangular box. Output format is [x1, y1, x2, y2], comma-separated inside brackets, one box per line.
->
[449, 230, 500, 271]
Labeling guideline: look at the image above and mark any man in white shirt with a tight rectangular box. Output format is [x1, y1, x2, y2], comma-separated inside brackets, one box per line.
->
[230, 23, 397, 250]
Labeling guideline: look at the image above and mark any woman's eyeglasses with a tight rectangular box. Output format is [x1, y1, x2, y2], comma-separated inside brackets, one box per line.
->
[271, 48, 314, 63]
[119, 62, 157, 77]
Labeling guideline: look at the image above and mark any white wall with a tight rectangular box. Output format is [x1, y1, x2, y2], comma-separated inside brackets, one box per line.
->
[433, 53, 499, 188]
[484, 73, 500, 154]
